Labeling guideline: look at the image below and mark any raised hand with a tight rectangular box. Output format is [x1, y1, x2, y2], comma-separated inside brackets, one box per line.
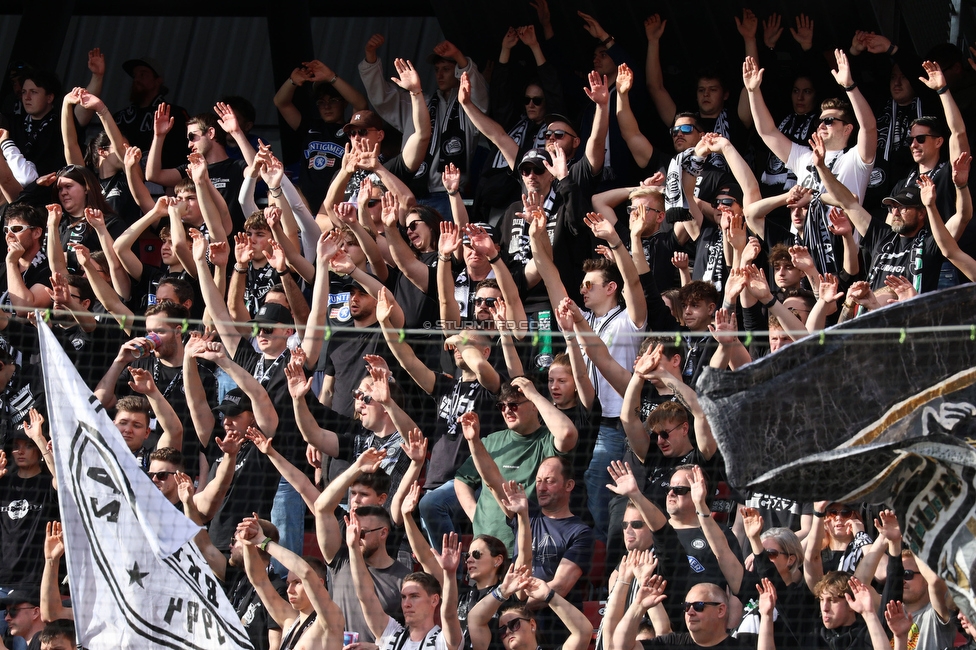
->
[153, 103, 174, 137]
[391, 59, 422, 94]
[432, 532, 461, 573]
[709, 307, 739, 346]
[127, 367, 158, 395]
[726, 213, 747, 252]
[762, 13, 783, 50]
[208, 240, 229, 268]
[637, 574, 668, 610]
[215, 429, 244, 456]
[244, 426, 273, 454]
[400, 428, 427, 464]
[790, 14, 815, 50]
[457, 411, 480, 441]
[175, 471, 196, 505]
[809, 132, 826, 168]
[583, 211, 616, 241]
[457, 71, 471, 106]
[757, 578, 778, 617]
[742, 237, 762, 267]
[740, 506, 764, 540]
[831, 49, 854, 89]
[364, 33, 386, 62]
[375, 287, 394, 324]
[874, 508, 902, 542]
[743, 264, 774, 302]
[742, 56, 764, 92]
[517, 25, 539, 48]
[884, 275, 918, 302]
[578, 10, 608, 40]
[644, 14, 666, 41]
[87, 47, 106, 76]
[845, 577, 876, 615]
[401, 482, 423, 515]
[501, 480, 529, 515]
[439, 222, 461, 257]
[952, 152, 972, 187]
[827, 208, 853, 237]
[234, 232, 254, 265]
[124, 144, 143, 170]
[735, 8, 758, 41]
[819, 273, 844, 303]
[633, 343, 663, 380]
[584, 70, 610, 106]
[464, 223, 495, 258]
[442, 163, 460, 194]
[501, 27, 519, 50]
[885, 601, 913, 637]
[187, 152, 209, 185]
[45, 521, 65, 560]
[606, 460, 640, 497]
[22, 409, 46, 450]
[303, 60, 336, 83]
[919, 60, 947, 91]
[380, 192, 400, 229]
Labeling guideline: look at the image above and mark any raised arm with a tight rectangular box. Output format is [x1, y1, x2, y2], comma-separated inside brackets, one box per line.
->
[919, 60, 970, 161]
[606, 461, 668, 532]
[514, 376, 577, 451]
[457, 412, 509, 517]
[145, 103, 184, 188]
[583, 70, 610, 175]
[127, 368, 183, 450]
[190, 229, 242, 357]
[810, 132, 872, 236]
[920, 162, 976, 280]
[390, 59, 432, 173]
[458, 72, 519, 169]
[431, 533, 464, 650]
[238, 516, 298, 628]
[246, 426, 320, 512]
[122, 145, 156, 214]
[585, 212, 647, 328]
[346, 510, 394, 639]
[615, 63, 654, 167]
[312, 448, 386, 563]
[553, 301, 595, 411]
[377, 287, 436, 394]
[41, 522, 73, 623]
[61, 89, 85, 166]
[690, 465, 744, 593]
[525, 576, 593, 650]
[379, 192, 430, 292]
[644, 14, 677, 126]
[742, 56, 793, 163]
[830, 49, 876, 165]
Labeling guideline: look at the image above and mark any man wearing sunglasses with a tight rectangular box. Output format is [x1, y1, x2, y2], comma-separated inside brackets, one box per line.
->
[2, 204, 52, 314]
[0, 587, 44, 650]
[615, 580, 736, 650]
[744, 51, 877, 276]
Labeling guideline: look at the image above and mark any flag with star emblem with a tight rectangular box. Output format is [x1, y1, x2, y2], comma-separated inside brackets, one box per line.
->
[38, 318, 253, 649]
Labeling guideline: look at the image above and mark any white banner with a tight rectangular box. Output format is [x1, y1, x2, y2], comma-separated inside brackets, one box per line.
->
[38, 318, 253, 649]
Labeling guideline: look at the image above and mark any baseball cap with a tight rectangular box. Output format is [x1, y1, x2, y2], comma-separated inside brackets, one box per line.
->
[213, 388, 253, 418]
[342, 110, 383, 134]
[882, 187, 923, 208]
[715, 184, 744, 204]
[1, 586, 40, 607]
[122, 56, 164, 78]
[518, 148, 552, 173]
[249, 303, 292, 327]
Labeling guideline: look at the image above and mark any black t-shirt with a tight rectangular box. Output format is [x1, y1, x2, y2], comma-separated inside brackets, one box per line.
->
[322, 322, 386, 419]
[295, 117, 346, 214]
[638, 230, 681, 291]
[115, 356, 218, 478]
[0, 471, 58, 587]
[59, 214, 127, 274]
[424, 373, 502, 490]
[656, 521, 742, 622]
[114, 97, 190, 170]
[0, 361, 45, 448]
[13, 110, 65, 176]
[207, 442, 280, 550]
[861, 219, 944, 293]
[131, 265, 204, 321]
[1, 249, 52, 309]
[225, 563, 286, 650]
[100, 171, 141, 225]
[643, 632, 746, 649]
[176, 158, 248, 232]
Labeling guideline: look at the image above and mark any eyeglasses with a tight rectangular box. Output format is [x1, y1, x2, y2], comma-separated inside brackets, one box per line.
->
[651, 423, 684, 441]
[366, 198, 381, 208]
[187, 132, 204, 142]
[666, 485, 692, 496]
[359, 526, 386, 539]
[406, 221, 424, 232]
[765, 549, 789, 559]
[713, 198, 737, 207]
[348, 128, 376, 138]
[316, 97, 343, 106]
[147, 471, 176, 481]
[463, 549, 484, 560]
[524, 96, 544, 107]
[682, 601, 721, 613]
[903, 569, 918, 581]
[3, 224, 33, 234]
[627, 205, 664, 216]
[670, 124, 698, 136]
[498, 617, 531, 636]
[819, 117, 847, 127]
[496, 400, 527, 412]
[907, 134, 934, 145]
[622, 520, 645, 530]
[474, 297, 497, 307]
[825, 508, 855, 519]
[544, 129, 576, 140]
[580, 280, 605, 292]
[520, 166, 545, 177]
[352, 389, 373, 404]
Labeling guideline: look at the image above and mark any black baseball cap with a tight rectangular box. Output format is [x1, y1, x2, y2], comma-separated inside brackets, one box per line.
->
[213, 388, 252, 417]
[882, 187, 923, 208]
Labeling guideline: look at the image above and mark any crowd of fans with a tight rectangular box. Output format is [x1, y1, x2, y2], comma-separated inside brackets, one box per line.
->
[2, 4, 976, 650]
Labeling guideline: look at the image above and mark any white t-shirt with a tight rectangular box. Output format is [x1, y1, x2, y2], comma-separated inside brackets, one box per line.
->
[377, 618, 454, 650]
[787, 142, 873, 204]
[584, 306, 645, 417]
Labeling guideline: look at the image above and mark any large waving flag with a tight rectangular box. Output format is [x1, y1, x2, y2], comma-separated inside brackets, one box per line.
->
[696, 284, 976, 621]
[39, 318, 253, 649]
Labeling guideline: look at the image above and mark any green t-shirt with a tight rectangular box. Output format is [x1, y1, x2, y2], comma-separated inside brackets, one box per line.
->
[456, 425, 562, 552]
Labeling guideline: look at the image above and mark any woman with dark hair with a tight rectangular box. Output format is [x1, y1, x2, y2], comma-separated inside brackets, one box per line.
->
[60, 87, 150, 225]
[468, 567, 592, 650]
[51, 164, 127, 274]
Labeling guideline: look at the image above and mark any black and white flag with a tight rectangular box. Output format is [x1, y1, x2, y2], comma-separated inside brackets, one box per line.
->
[38, 318, 253, 649]
[697, 284, 976, 620]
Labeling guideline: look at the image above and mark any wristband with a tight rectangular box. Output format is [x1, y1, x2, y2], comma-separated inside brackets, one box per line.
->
[616, 581, 632, 586]
[491, 587, 506, 602]
[234, 264, 248, 274]
[937, 86, 950, 96]
[956, 184, 968, 190]
[438, 254, 452, 263]
[564, 333, 577, 342]
[886, 43, 897, 56]
[607, 242, 620, 250]
[446, 189, 458, 196]
[488, 252, 501, 264]
[328, 75, 338, 84]
[761, 295, 777, 309]
[289, 78, 298, 86]
[258, 537, 273, 551]
[544, 589, 556, 603]
[601, 35, 614, 47]
[696, 511, 710, 518]
[842, 82, 858, 92]
[814, 510, 826, 518]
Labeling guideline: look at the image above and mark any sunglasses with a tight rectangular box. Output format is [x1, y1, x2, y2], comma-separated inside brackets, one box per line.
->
[765, 549, 789, 559]
[474, 297, 497, 307]
[524, 96, 544, 106]
[820, 117, 847, 126]
[463, 549, 485, 560]
[670, 124, 697, 136]
[348, 128, 375, 138]
[498, 618, 531, 636]
[520, 166, 545, 177]
[3, 224, 33, 234]
[651, 423, 683, 441]
[713, 198, 737, 207]
[580, 280, 605, 291]
[406, 221, 424, 232]
[148, 471, 176, 481]
[366, 198, 381, 208]
[826, 508, 855, 518]
[359, 526, 385, 539]
[352, 389, 373, 404]
[544, 129, 576, 140]
[682, 601, 721, 613]
[666, 485, 692, 496]
[903, 569, 918, 581]
[622, 520, 645, 530]
[187, 132, 204, 142]
[257, 326, 281, 336]
[907, 134, 934, 145]
[496, 400, 527, 412]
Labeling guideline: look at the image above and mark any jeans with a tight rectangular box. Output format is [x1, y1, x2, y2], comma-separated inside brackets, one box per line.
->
[419, 480, 463, 552]
[417, 192, 453, 221]
[270, 478, 305, 576]
[0, 586, 26, 650]
[215, 367, 237, 403]
[583, 421, 627, 542]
